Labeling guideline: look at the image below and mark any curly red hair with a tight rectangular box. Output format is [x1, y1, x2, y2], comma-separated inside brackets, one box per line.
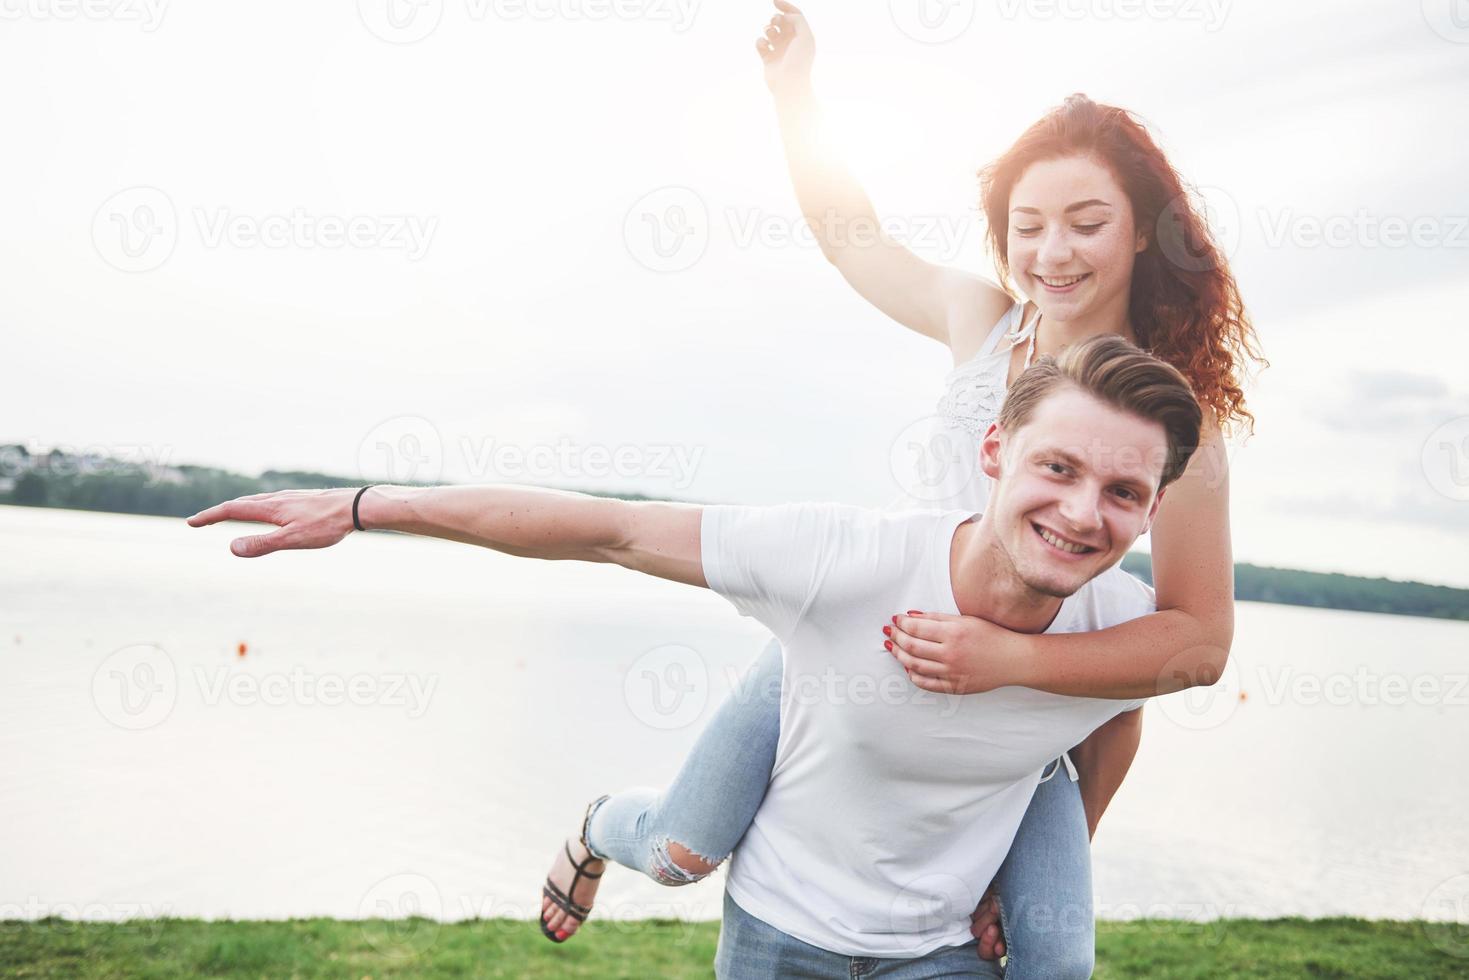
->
[980, 94, 1266, 435]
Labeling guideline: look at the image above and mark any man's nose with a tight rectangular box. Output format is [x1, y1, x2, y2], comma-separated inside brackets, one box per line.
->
[1057, 485, 1103, 535]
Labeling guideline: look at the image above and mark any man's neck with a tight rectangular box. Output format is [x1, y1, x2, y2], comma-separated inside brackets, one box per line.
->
[949, 517, 1065, 635]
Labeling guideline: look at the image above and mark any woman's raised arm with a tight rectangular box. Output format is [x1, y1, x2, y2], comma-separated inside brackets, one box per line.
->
[757, 1, 1011, 357]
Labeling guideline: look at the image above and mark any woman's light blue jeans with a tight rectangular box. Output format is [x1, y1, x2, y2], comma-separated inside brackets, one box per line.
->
[586, 637, 1096, 979]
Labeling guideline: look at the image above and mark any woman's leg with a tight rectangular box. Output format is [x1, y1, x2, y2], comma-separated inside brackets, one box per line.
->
[590, 635, 783, 879]
[990, 757, 1095, 980]
[541, 637, 783, 938]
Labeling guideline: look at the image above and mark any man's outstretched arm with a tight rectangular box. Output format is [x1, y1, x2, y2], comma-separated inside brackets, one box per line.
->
[186, 484, 708, 588]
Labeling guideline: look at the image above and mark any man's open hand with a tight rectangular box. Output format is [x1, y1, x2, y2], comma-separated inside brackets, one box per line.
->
[186, 488, 359, 558]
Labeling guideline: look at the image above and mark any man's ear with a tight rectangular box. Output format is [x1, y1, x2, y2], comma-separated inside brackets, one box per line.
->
[979, 423, 1004, 482]
[1140, 485, 1166, 536]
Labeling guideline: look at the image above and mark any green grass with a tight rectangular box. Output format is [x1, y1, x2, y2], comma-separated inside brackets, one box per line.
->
[1, 917, 1465, 978]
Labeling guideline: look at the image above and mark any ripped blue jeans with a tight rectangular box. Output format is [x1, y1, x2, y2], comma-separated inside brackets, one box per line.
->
[585, 637, 1096, 979]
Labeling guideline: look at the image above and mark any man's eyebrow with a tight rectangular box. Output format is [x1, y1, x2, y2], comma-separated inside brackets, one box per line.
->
[1010, 199, 1116, 216]
[1033, 446, 1087, 469]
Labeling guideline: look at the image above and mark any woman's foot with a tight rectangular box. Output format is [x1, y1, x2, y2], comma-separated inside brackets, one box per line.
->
[540, 801, 608, 942]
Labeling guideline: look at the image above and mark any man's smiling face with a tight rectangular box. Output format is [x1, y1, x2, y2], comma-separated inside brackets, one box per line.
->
[980, 386, 1169, 599]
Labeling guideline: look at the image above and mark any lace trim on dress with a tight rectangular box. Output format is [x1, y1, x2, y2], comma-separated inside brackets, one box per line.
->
[933, 304, 1035, 436]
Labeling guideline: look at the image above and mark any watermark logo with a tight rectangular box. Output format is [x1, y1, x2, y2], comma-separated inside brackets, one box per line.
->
[358, 873, 443, 957]
[358, 415, 446, 485]
[1156, 185, 1240, 273]
[623, 186, 709, 273]
[1422, 416, 1469, 501]
[357, 0, 444, 43]
[1422, 0, 1469, 43]
[888, 0, 975, 44]
[92, 187, 177, 274]
[1154, 649, 1241, 731]
[889, 873, 977, 954]
[623, 644, 708, 729]
[1421, 873, 1469, 957]
[889, 415, 981, 504]
[92, 644, 178, 731]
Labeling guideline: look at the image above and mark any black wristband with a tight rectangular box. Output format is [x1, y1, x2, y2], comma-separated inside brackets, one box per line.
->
[352, 486, 373, 532]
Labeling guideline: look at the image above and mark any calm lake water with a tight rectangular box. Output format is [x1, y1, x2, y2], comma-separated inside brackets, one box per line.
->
[3, 504, 1468, 932]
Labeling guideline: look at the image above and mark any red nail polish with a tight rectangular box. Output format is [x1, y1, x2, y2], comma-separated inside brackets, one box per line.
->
[907, 609, 922, 615]
[891, 614, 898, 624]
[882, 625, 892, 636]
[884, 640, 893, 651]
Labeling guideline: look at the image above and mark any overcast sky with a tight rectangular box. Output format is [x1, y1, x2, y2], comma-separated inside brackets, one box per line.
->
[5, 0, 1469, 586]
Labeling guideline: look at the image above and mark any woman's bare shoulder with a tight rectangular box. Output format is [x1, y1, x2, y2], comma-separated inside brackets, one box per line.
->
[941, 274, 1018, 365]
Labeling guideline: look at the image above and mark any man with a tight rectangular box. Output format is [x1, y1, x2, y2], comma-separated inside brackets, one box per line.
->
[187, 335, 1201, 976]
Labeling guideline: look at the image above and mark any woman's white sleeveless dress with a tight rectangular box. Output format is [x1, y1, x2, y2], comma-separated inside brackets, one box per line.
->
[886, 302, 1038, 514]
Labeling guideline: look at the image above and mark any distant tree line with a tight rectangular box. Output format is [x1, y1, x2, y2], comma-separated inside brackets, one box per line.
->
[1120, 554, 1469, 623]
[1, 451, 655, 519]
[4, 446, 1465, 622]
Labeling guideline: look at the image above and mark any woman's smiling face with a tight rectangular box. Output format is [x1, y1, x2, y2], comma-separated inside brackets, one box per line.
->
[1006, 155, 1148, 324]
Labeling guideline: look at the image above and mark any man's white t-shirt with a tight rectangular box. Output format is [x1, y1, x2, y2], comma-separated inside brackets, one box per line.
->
[700, 502, 1156, 959]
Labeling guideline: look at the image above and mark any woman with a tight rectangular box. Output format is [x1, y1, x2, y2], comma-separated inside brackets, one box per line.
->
[540, 3, 1264, 974]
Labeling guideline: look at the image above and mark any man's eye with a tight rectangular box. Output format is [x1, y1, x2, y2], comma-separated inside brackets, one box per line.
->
[1045, 462, 1067, 474]
[1113, 487, 1137, 501]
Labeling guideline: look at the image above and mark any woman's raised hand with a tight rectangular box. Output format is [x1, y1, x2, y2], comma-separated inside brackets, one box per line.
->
[186, 488, 359, 558]
[755, 0, 815, 96]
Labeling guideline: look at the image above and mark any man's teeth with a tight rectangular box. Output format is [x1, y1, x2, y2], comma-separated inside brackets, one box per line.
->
[1038, 526, 1092, 554]
[1039, 274, 1087, 287]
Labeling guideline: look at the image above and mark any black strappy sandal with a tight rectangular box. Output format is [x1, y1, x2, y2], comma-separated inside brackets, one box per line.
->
[540, 794, 610, 943]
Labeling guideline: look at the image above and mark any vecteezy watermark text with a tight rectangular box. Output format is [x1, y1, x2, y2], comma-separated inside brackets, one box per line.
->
[994, 0, 1230, 31]
[92, 644, 440, 730]
[194, 665, 438, 718]
[357, 0, 699, 44]
[1258, 208, 1469, 250]
[623, 185, 978, 274]
[358, 417, 705, 491]
[0, 0, 168, 30]
[93, 186, 438, 273]
[194, 208, 437, 261]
